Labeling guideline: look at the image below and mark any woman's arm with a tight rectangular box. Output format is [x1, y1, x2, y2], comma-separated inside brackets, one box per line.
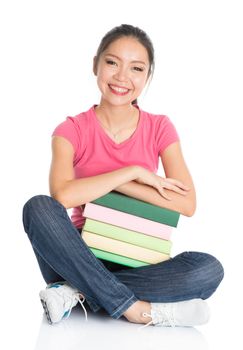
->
[50, 137, 193, 212]
[115, 142, 196, 217]
[49, 136, 139, 208]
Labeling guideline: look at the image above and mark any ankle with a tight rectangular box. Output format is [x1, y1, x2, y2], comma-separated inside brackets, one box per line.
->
[123, 300, 152, 324]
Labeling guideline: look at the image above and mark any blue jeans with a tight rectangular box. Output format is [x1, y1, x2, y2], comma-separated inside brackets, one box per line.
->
[22, 195, 224, 319]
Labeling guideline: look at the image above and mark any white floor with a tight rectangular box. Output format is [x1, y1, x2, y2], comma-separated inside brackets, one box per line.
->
[34, 309, 209, 350]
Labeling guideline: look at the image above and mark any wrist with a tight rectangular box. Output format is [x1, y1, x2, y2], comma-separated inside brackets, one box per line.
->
[130, 165, 142, 179]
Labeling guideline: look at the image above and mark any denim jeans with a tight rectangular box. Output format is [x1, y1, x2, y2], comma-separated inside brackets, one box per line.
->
[22, 195, 224, 319]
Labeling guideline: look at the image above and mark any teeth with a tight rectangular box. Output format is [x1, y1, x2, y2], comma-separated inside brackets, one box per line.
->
[109, 85, 129, 93]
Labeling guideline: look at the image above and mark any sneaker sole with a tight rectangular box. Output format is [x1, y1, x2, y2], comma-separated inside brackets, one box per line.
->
[40, 299, 53, 324]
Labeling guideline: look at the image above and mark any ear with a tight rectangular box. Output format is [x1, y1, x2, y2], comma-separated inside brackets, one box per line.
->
[93, 56, 97, 76]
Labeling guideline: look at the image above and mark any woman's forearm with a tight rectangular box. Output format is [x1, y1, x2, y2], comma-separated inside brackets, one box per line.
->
[115, 181, 196, 217]
[53, 166, 140, 209]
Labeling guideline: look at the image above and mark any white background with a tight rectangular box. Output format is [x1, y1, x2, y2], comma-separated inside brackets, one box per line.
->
[1, 1, 242, 349]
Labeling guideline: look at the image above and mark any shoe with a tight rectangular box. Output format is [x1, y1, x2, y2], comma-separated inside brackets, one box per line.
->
[39, 281, 88, 324]
[140, 299, 210, 329]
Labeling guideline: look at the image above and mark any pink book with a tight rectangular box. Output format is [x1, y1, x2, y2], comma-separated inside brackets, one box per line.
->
[83, 202, 172, 240]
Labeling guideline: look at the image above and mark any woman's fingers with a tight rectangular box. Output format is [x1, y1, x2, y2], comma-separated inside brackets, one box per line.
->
[157, 187, 172, 200]
[165, 178, 191, 191]
[163, 182, 189, 195]
[135, 171, 190, 199]
[154, 177, 190, 198]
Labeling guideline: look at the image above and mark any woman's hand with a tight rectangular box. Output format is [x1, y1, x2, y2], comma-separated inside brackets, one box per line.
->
[134, 166, 190, 200]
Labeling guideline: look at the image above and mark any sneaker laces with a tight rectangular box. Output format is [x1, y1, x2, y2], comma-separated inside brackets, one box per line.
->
[64, 294, 88, 321]
[138, 304, 175, 330]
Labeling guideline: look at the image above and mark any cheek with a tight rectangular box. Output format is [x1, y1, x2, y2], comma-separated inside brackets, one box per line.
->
[133, 75, 147, 89]
[97, 71, 113, 90]
[96, 71, 108, 90]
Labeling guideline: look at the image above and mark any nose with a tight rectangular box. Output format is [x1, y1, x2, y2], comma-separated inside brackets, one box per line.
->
[113, 66, 129, 82]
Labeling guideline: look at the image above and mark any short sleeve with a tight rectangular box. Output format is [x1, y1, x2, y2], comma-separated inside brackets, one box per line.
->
[156, 115, 180, 154]
[52, 116, 82, 165]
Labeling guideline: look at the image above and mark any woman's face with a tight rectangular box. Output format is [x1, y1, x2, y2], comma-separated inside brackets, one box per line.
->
[94, 36, 150, 107]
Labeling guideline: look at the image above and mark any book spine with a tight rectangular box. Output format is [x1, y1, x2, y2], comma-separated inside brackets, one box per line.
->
[82, 231, 170, 264]
[83, 202, 172, 240]
[90, 248, 149, 268]
[83, 218, 172, 254]
[92, 191, 180, 227]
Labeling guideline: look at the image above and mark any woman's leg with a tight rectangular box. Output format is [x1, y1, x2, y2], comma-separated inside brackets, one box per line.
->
[33, 248, 64, 284]
[22, 195, 138, 319]
[114, 251, 224, 302]
[113, 251, 224, 322]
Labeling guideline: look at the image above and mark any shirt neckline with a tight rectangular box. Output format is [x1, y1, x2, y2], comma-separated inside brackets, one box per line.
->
[90, 104, 143, 148]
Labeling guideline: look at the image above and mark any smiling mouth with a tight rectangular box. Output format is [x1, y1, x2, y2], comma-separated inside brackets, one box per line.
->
[108, 84, 130, 95]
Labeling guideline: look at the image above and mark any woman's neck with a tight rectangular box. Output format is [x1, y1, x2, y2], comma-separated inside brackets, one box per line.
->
[94, 101, 138, 129]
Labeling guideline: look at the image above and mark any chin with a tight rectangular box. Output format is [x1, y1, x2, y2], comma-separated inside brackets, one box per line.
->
[103, 97, 134, 107]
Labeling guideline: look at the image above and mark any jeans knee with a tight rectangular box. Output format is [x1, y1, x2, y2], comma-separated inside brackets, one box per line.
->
[23, 194, 50, 215]
[190, 252, 224, 297]
[199, 252, 224, 285]
[22, 195, 64, 232]
[177, 251, 224, 297]
[209, 254, 224, 287]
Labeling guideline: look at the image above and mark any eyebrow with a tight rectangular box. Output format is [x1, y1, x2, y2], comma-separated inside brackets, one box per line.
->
[104, 53, 147, 65]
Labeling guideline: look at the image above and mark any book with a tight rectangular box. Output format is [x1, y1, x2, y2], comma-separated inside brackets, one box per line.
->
[90, 248, 149, 268]
[83, 218, 172, 254]
[92, 191, 180, 227]
[82, 231, 170, 264]
[83, 202, 172, 240]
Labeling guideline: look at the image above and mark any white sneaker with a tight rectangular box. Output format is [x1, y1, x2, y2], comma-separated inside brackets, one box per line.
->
[39, 282, 87, 324]
[141, 299, 210, 328]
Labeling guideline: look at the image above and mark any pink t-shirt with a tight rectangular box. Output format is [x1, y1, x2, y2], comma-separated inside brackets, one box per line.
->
[52, 105, 180, 228]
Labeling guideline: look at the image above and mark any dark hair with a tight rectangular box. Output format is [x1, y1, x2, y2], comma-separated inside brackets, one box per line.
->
[94, 24, 155, 105]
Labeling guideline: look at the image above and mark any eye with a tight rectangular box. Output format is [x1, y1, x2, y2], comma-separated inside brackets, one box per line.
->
[132, 66, 144, 72]
[106, 59, 117, 66]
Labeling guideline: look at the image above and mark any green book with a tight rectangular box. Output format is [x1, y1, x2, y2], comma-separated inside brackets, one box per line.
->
[90, 247, 149, 268]
[83, 218, 172, 254]
[92, 191, 180, 227]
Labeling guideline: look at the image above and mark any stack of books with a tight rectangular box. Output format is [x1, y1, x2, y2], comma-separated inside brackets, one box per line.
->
[82, 191, 180, 268]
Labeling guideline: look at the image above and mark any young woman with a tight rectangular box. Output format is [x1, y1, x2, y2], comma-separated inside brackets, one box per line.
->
[23, 24, 224, 327]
